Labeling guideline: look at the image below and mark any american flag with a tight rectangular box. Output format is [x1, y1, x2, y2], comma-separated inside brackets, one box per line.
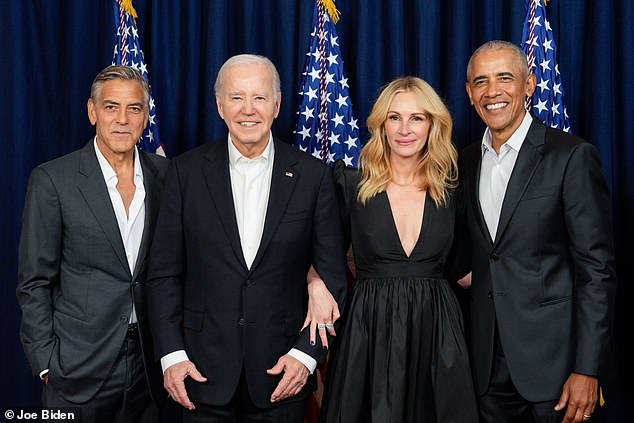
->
[298, 4, 358, 421]
[294, 0, 361, 168]
[521, 0, 571, 132]
[112, 0, 165, 155]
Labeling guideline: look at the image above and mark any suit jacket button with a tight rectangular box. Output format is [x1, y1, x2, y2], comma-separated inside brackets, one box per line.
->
[487, 290, 493, 299]
[238, 318, 245, 326]
[490, 254, 499, 262]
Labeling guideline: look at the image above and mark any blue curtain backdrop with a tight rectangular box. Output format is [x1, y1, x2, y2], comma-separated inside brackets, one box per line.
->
[1, 1, 631, 420]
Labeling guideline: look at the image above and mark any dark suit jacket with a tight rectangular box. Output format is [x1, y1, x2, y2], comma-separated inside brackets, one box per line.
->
[146, 138, 347, 409]
[17, 140, 168, 404]
[458, 118, 617, 402]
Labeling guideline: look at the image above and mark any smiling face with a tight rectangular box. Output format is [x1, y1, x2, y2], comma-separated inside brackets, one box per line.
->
[384, 91, 431, 161]
[87, 79, 148, 159]
[466, 48, 536, 147]
[216, 63, 281, 158]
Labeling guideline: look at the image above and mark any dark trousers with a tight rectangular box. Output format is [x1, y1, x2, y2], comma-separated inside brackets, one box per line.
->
[183, 369, 306, 423]
[479, 331, 562, 423]
[43, 330, 158, 423]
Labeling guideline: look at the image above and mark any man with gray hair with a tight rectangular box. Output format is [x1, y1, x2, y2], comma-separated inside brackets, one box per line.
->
[17, 65, 168, 421]
[146, 54, 347, 422]
[457, 40, 617, 422]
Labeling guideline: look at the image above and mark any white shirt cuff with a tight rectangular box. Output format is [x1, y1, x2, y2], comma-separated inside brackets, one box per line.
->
[288, 348, 317, 374]
[39, 369, 49, 380]
[160, 350, 190, 374]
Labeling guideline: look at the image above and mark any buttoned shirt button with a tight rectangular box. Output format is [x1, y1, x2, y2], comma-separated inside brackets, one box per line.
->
[238, 318, 245, 326]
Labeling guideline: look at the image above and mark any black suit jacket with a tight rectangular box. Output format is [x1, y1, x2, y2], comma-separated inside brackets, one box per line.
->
[146, 138, 347, 408]
[17, 140, 168, 404]
[457, 119, 617, 401]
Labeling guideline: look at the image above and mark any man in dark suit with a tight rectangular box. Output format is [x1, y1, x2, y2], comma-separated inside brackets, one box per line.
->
[17, 65, 168, 422]
[146, 54, 347, 422]
[459, 40, 617, 423]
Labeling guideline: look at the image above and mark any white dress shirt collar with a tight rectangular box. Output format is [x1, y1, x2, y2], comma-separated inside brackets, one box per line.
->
[481, 111, 533, 157]
[94, 137, 144, 185]
[227, 132, 274, 167]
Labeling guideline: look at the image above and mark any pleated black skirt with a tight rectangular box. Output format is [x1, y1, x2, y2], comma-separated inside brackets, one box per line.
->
[320, 276, 478, 423]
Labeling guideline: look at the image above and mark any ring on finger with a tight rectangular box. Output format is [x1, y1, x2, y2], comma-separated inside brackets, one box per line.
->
[325, 322, 334, 329]
[317, 323, 326, 329]
[582, 415, 591, 420]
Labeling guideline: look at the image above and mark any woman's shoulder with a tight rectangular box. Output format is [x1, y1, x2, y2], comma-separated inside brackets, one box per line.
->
[333, 159, 362, 195]
[333, 159, 361, 181]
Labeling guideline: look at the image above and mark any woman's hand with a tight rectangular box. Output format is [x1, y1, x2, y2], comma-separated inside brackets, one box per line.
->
[303, 266, 340, 349]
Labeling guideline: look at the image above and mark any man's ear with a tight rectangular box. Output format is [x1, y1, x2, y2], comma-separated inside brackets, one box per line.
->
[216, 95, 225, 119]
[274, 93, 281, 118]
[87, 98, 97, 125]
[525, 73, 537, 98]
[465, 82, 474, 106]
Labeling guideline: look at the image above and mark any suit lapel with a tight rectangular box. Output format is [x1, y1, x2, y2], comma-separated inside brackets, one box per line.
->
[468, 149, 494, 246]
[202, 141, 248, 270]
[249, 141, 299, 273]
[494, 120, 546, 245]
[132, 151, 158, 280]
[77, 141, 131, 277]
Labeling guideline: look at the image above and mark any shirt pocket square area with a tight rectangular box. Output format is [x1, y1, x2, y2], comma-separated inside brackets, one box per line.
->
[539, 295, 572, 307]
[522, 185, 558, 201]
[280, 210, 311, 223]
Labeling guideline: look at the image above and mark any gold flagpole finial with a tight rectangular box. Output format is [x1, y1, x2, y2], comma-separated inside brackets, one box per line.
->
[321, 0, 341, 24]
[119, 0, 138, 20]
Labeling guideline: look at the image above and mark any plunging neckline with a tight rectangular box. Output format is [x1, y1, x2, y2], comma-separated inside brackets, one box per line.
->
[384, 191, 429, 259]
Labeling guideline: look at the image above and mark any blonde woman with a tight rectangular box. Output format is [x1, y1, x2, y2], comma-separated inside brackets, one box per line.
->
[317, 77, 477, 422]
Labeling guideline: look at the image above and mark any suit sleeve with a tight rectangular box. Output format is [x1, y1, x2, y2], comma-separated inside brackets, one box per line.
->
[146, 159, 187, 359]
[293, 162, 348, 364]
[16, 167, 61, 376]
[333, 159, 352, 250]
[562, 142, 617, 376]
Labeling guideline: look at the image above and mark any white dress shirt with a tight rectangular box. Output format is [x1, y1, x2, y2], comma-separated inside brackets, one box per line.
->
[161, 134, 317, 375]
[39, 138, 146, 380]
[479, 111, 533, 240]
[227, 134, 274, 268]
[95, 138, 146, 324]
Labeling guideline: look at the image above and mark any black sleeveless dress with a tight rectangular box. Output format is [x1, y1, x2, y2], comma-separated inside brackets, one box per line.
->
[320, 161, 478, 423]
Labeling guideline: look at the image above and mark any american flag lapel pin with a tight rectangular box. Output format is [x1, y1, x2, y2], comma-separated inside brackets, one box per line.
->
[285, 171, 294, 178]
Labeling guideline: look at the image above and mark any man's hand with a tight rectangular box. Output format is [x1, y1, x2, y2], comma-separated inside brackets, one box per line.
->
[163, 360, 207, 410]
[304, 268, 340, 349]
[266, 354, 310, 402]
[554, 373, 598, 422]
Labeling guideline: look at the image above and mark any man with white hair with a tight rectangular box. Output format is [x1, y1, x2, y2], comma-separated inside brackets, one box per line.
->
[146, 54, 347, 422]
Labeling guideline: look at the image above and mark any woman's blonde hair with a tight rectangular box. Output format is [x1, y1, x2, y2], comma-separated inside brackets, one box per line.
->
[358, 76, 457, 207]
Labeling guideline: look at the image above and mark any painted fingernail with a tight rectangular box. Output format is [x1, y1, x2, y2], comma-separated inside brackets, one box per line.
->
[310, 340, 315, 346]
